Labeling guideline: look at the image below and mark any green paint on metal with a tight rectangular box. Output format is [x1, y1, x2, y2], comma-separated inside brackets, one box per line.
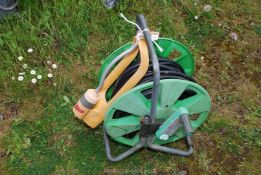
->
[104, 79, 211, 146]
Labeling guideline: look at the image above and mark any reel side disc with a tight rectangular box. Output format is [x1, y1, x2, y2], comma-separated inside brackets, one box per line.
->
[98, 38, 195, 81]
[104, 79, 211, 146]
[155, 38, 195, 76]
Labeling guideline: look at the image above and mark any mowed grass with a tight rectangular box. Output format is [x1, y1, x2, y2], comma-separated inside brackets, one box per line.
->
[0, 0, 261, 174]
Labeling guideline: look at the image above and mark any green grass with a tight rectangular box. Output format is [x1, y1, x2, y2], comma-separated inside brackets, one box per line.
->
[0, 0, 261, 174]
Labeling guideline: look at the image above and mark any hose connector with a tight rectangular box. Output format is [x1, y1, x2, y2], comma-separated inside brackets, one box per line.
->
[73, 89, 100, 120]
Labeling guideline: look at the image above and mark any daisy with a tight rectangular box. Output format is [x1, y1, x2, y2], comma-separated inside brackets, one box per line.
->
[31, 78, 37, 84]
[18, 56, 24, 61]
[47, 73, 53, 78]
[23, 64, 28, 69]
[30, 70, 36, 75]
[27, 48, 33, 53]
[52, 64, 58, 69]
[37, 75, 42, 79]
[18, 76, 24, 81]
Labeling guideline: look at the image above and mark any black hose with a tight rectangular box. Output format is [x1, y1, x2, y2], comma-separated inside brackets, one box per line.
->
[112, 57, 196, 97]
[111, 57, 197, 132]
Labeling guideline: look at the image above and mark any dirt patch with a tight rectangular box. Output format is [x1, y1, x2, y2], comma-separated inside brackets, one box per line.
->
[0, 104, 19, 120]
[0, 103, 19, 137]
[18, 99, 44, 121]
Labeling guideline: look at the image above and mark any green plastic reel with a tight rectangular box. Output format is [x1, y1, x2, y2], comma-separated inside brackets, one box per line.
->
[99, 38, 195, 80]
[104, 79, 211, 146]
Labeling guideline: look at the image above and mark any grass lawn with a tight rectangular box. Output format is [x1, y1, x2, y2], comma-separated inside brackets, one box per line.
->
[0, 0, 261, 174]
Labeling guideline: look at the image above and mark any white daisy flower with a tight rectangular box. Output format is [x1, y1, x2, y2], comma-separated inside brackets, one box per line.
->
[18, 76, 24, 81]
[19, 72, 25, 75]
[27, 48, 33, 53]
[11, 76, 15, 80]
[37, 75, 42, 79]
[31, 78, 37, 84]
[23, 64, 28, 69]
[203, 4, 212, 12]
[53, 83, 57, 86]
[47, 73, 53, 78]
[47, 60, 51, 65]
[194, 16, 199, 20]
[52, 64, 58, 69]
[30, 70, 36, 75]
[18, 56, 24, 61]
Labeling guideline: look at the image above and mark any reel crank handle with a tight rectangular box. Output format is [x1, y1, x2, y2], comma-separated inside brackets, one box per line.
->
[151, 109, 194, 156]
[180, 113, 194, 138]
[180, 113, 194, 147]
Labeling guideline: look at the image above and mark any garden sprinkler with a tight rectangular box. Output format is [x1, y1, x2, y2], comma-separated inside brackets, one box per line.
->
[73, 14, 211, 162]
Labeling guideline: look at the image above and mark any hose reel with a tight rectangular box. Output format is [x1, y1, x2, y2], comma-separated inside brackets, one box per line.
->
[73, 14, 211, 162]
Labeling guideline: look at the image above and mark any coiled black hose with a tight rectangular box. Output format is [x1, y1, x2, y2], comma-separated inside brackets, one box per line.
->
[111, 56, 196, 137]
[112, 57, 196, 99]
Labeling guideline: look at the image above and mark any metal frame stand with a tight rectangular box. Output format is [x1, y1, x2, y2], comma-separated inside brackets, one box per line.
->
[103, 14, 194, 162]
[103, 126, 193, 162]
